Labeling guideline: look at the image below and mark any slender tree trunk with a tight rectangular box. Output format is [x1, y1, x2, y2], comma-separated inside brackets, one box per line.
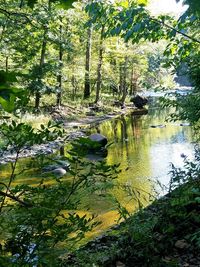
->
[130, 65, 139, 96]
[19, 0, 24, 8]
[71, 74, 77, 100]
[119, 64, 123, 98]
[84, 26, 92, 99]
[35, 1, 50, 110]
[95, 25, 104, 104]
[120, 55, 128, 105]
[56, 22, 63, 108]
[34, 28, 47, 110]
[5, 56, 8, 72]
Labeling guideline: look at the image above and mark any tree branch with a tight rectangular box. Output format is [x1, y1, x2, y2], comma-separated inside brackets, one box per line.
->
[0, 8, 34, 25]
[151, 17, 200, 44]
[0, 190, 33, 207]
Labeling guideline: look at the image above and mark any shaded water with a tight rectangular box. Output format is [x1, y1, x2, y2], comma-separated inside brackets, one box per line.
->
[0, 97, 195, 236]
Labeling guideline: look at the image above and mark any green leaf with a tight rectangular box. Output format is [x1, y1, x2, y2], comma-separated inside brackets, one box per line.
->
[0, 94, 15, 112]
[57, 0, 77, 9]
[0, 86, 25, 112]
[27, 0, 38, 8]
[0, 71, 18, 83]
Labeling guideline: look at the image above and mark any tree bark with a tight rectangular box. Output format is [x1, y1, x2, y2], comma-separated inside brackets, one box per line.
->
[84, 26, 92, 99]
[19, 0, 24, 8]
[5, 56, 8, 72]
[120, 54, 128, 105]
[119, 63, 123, 98]
[95, 25, 104, 104]
[56, 22, 63, 108]
[34, 28, 47, 110]
[34, 1, 50, 110]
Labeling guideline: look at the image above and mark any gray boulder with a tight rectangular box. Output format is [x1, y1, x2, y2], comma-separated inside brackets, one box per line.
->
[42, 161, 69, 172]
[89, 133, 108, 147]
[131, 95, 148, 109]
[42, 160, 70, 177]
[50, 168, 67, 177]
[42, 167, 67, 177]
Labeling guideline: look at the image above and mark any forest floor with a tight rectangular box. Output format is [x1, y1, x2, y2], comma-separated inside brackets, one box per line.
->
[49, 103, 145, 128]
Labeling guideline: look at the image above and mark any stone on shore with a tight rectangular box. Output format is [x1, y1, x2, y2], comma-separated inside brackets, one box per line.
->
[89, 133, 108, 147]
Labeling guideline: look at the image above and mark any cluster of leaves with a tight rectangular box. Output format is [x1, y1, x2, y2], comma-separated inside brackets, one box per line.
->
[161, 48, 200, 129]
[0, 120, 64, 153]
[27, 0, 77, 9]
[0, 124, 119, 266]
[0, 71, 26, 112]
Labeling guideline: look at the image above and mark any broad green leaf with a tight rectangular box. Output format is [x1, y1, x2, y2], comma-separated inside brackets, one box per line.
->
[0, 94, 15, 112]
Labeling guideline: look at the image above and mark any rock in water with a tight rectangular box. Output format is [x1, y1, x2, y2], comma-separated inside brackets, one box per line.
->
[131, 95, 148, 109]
[89, 133, 108, 147]
[50, 168, 67, 177]
[42, 161, 69, 172]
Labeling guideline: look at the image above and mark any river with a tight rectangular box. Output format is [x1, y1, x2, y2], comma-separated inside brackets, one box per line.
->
[0, 95, 196, 238]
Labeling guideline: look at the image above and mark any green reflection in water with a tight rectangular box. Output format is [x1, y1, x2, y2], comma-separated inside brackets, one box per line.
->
[89, 100, 194, 224]
[0, 99, 195, 238]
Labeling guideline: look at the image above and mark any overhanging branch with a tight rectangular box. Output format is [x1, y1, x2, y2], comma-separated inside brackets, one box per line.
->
[0, 190, 33, 207]
[151, 17, 200, 44]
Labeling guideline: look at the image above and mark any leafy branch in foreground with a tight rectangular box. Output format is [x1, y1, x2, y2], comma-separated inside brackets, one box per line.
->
[0, 131, 119, 266]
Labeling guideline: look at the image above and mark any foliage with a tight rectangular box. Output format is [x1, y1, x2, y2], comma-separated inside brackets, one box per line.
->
[68, 149, 200, 266]
[0, 120, 64, 151]
[176, 0, 200, 15]
[27, 0, 77, 9]
[0, 0, 199, 266]
[0, 127, 119, 266]
[0, 71, 26, 112]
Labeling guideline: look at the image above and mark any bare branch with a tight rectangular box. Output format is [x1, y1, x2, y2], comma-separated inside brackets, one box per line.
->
[0, 190, 33, 207]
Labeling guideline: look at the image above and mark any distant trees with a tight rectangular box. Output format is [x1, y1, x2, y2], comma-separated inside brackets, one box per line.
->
[1, 0, 198, 114]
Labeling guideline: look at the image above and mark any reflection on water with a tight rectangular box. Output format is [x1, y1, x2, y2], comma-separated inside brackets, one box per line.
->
[0, 98, 195, 237]
[93, 100, 194, 193]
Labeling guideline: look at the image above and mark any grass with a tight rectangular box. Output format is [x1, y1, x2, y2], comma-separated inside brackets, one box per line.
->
[18, 113, 52, 128]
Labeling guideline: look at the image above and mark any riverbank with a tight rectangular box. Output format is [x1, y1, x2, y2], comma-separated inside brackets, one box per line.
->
[0, 104, 147, 164]
[63, 177, 200, 267]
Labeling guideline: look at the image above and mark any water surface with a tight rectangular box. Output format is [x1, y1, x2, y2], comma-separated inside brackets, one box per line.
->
[0, 97, 195, 237]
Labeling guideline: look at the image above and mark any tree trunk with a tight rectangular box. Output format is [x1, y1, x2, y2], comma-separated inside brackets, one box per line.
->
[56, 22, 63, 108]
[19, 0, 24, 8]
[130, 65, 138, 96]
[5, 56, 8, 72]
[71, 74, 77, 101]
[84, 26, 92, 99]
[95, 25, 104, 104]
[34, 1, 50, 110]
[34, 28, 47, 110]
[119, 64, 123, 98]
[130, 67, 134, 96]
[120, 55, 128, 105]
